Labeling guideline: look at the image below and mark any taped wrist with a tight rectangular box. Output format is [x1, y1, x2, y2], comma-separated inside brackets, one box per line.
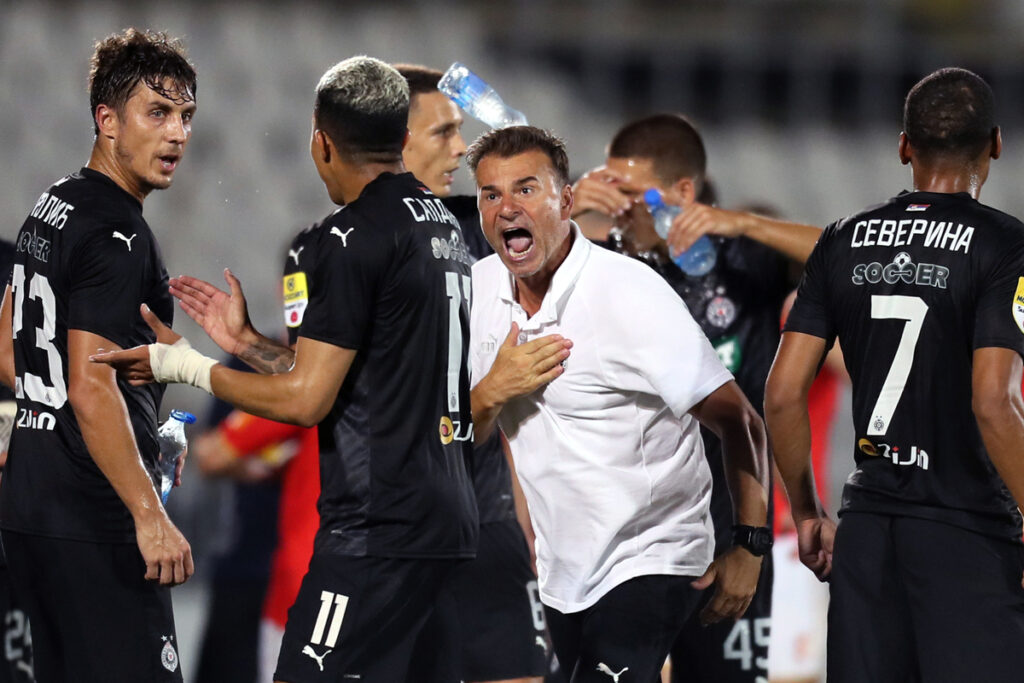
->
[149, 337, 217, 394]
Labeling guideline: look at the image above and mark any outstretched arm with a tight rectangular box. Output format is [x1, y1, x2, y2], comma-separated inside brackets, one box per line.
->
[170, 269, 294, 374]
[667, 204, 822, 263]
[688, 380, 770, 624]
[764, 331, 835, 581]
[90, 305, 354, 428]
[470, 323, 572, 444]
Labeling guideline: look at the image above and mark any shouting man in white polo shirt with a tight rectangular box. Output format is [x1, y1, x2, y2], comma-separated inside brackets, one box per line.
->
[466, 126, 770, 683]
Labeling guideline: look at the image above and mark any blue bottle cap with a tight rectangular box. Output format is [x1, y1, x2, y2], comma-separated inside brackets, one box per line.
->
[643, 187, 664, 208]
[169, 409, 197, 424]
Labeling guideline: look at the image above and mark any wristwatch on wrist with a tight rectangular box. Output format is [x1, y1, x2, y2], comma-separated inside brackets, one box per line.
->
[731, 524, 773, 556]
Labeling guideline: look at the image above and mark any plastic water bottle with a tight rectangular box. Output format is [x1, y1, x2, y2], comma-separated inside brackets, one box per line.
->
[157, 410, 195, 504]
[643, 188, 717, 277]
[439, 62, 528, 129]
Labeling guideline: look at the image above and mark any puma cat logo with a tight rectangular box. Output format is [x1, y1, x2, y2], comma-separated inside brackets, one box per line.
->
[330, 227, 354, 247]
[597, 663, 629, 681]
[302, 645, 331, 671]
[288, 246, 304, 264]
[112, 231, 137, 251]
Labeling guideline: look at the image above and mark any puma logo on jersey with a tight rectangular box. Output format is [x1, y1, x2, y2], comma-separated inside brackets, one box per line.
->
[289, 246, 304, 264]
[112, 231, 137, 251]
[597, 663, 629, 681]
[302, 645, 331, 671]
[330, 227, 354, 247]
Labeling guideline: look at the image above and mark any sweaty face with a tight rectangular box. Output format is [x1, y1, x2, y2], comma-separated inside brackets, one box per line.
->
[476, 149, 573, 285]
[113, 79, 195, 194]
[403, 91, 466, 197]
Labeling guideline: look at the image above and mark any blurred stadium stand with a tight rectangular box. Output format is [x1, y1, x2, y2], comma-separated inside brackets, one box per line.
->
[3, 1, 1024, 678]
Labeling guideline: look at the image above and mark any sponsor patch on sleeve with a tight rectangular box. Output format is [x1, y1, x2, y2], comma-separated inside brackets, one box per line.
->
[1013, 277, 1024, 335]
[283, 272, 309, 329]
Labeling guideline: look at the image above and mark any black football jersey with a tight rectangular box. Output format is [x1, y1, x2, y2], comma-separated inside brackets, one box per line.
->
[787, 191, 1024, 539]
[440, 195, 513, 524]
[608, 235, 789, 551]
[283, 193, 514, 527]
[297, 173, 478, 558]
[0, 168, 173, 543]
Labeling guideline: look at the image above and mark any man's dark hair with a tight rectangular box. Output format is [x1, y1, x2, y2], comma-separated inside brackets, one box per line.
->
[608, 114, 706, 193]
[314, 56, 409, 164]
[465, 126, 570, 187]
[903, 68, 996, 162]
[88, 28, 196, 135]
[394, 64, 443, 99]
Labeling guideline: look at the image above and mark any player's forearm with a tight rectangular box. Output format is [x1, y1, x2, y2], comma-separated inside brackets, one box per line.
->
[764, 395, 823, 521]
[974, 396, 1024, 511]
[470, 382, 503, 445]
[236, 333, 295, 375]
[719, 407, 770, 527]
[743, 216, 821, 264]
[209, 365, 328, 428]
[70, 377, 166, 523]
[0, 286, 15, 390]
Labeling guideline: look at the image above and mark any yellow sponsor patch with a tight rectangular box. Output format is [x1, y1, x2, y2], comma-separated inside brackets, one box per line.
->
[439, 416, 455, 445]
[283, 272, 309, 328]
[1014, 278, 1024, 335]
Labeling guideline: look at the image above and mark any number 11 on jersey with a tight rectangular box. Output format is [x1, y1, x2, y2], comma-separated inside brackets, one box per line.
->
[445, 272, 472, 415]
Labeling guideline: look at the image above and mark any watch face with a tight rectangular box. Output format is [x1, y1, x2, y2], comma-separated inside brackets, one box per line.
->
[751, 527, 773, 553]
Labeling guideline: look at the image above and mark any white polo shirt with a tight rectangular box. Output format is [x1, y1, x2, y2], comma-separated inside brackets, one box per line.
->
[470, 224, 733, 613]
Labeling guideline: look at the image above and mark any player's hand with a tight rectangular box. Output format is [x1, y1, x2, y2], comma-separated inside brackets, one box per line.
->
[795, 515, 835, 581]
[571, 166, 632, 218]
[666, 203, 747, 255]
[691, 546, 764, 625]
[174, 443, 187, 488]
[89, 304, 180, 385]
[479, 323, 572, 405]
[615, 199, 664, 254]
[135, 511, 194, 586]
[170, 269, 256, 357]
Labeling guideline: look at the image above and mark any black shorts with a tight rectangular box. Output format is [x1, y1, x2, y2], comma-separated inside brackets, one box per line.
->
[544, 574, 703, 683]
[449, 518, 547, 681]
[274, 553, 462, 683]
[1, 529, 181, 683]
[669, 549, 773, 683]
[828, 512, 1024, 683]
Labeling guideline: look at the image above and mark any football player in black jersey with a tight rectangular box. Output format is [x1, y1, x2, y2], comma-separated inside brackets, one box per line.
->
[573, 114, 821, 683]
[766, 68, 1024, 682]
[0, 29, 195, 683]
[398, 63, 549, 683]
[0, 239, 33, 683]
[94, 56, 478, 683]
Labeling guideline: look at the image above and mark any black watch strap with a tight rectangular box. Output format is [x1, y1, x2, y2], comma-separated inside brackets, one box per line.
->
[731, 524, 773, 557]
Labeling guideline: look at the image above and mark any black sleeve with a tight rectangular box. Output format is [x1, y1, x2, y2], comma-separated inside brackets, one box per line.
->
[784, 222, 836, 342]
[975, 231, 1024, 356]
[298, 220, 393, 350]
[67, 227, 152, 348]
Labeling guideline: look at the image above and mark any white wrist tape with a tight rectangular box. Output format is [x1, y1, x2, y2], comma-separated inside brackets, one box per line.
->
[149, 337, 218, 394]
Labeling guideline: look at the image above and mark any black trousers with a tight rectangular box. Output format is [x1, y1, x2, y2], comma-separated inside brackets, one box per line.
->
[544, 574, 702, 683]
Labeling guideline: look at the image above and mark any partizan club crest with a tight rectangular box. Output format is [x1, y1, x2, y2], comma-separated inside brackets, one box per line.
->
[706, 295, 737, 329]
[161, 635, 179, 673]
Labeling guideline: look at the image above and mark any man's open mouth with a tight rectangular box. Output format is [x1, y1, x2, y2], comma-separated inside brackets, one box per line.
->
[503, 227, 534, 259]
